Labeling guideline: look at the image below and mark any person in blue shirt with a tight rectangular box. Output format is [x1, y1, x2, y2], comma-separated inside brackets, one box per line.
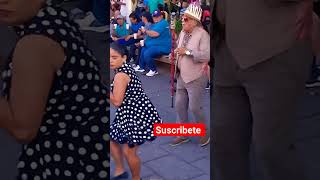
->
[111, 15, 129, 44]
[124, 13, 144, 62]
[133, 12, 154, 66]
[134, 10, 172, 77]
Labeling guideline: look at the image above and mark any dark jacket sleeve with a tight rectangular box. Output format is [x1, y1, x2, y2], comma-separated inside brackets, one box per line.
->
[264, 0, 304, 7]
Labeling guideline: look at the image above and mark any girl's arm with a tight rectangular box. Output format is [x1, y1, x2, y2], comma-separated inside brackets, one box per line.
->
[110, 72, 130, 107]
[0, 35, 64, 143]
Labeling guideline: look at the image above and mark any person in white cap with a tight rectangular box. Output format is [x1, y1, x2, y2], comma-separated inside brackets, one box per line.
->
[170, 3, 210, 147]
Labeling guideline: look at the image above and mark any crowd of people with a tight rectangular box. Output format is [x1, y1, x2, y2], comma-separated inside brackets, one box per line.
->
[110, 0, 211, 77]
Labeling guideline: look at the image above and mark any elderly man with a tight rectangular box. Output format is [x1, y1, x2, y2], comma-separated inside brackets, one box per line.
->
[170, 4, 210, 147]
[212, 0, 314, 180]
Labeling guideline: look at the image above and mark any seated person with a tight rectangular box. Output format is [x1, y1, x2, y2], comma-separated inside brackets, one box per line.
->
[124, 13, 144, 62]
[134, 10, 172, 77]
[133, 12, 154, 66]
[110, 10, 121, 39]
[111, 15, 129, 44]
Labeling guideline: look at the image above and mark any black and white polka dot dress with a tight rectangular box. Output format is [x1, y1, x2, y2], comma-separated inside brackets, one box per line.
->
[1, 4, 109, 180]
[110, 63, 162, 148]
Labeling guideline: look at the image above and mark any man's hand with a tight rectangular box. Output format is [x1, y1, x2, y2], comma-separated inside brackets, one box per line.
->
[112, 36, 119, 41]
[175, 47, 187, 56]
[296, 0, 313, 40]
[140, 27, 146, 34]
[124, 35, 132, 41]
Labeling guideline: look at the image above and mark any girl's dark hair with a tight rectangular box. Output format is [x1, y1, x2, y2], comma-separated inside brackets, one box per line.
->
[141, 12, 154, 23]
[110, 42, 128, 57]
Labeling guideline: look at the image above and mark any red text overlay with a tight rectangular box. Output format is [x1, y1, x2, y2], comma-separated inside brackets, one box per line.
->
[154, 124, 206, 136]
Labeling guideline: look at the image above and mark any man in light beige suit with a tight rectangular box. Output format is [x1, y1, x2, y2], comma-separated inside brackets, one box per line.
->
[211, 0, 313, 180]
[170, 3, 210, 147]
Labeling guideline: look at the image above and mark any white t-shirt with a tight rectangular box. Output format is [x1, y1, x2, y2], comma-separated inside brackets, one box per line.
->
[120, 0, 127, 16]
[119, 0, 132, 24]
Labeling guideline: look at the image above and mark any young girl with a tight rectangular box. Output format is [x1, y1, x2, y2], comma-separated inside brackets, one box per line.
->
[0, 0, 109, 179]
[110, 42, 162, 180]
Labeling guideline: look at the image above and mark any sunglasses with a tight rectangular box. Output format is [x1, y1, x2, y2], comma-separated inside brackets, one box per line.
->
[182, 17, 190, 22]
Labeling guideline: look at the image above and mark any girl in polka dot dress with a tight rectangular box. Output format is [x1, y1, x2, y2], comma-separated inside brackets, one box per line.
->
[0, 0, 109, 179]
[110, 42, 162, 180]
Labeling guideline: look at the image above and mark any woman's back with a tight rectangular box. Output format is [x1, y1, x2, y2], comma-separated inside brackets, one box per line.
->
[1, 5, 109, 179]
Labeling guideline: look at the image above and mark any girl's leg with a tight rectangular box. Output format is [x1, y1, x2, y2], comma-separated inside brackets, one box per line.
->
[110, 141, 126, 176]
[123, 144, 141, 180]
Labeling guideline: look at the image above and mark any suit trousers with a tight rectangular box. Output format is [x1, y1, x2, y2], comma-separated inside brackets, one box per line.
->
[175, 74, 208, 125]
[211, 40, 312, 180]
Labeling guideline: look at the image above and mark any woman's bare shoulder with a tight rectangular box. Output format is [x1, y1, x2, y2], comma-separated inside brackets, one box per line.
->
[13, 34, 65, 70]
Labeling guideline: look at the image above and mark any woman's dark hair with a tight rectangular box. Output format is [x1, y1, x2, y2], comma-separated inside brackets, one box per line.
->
[110, 42, 128, 57]
[141, 12, 154, 23]
[129, 12, 141, 22]
[158, 4, 164, 11]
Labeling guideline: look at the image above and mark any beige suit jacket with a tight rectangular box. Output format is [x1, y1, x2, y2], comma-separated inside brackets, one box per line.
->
[177, 26, 210, 83]
[216, 0, 309, 69]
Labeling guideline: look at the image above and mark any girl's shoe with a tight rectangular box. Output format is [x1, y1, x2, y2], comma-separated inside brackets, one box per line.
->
[111, 172, 129, 180]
